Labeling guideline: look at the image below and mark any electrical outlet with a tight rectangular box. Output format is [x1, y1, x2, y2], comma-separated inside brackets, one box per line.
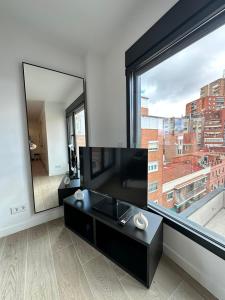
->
[21, 205, 26, 212]
[10, 205, 26, 215]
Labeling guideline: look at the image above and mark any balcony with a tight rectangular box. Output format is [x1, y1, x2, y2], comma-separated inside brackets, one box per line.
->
[181, 188, 225, 239]
[174, 184, 207, 209]
[204, 125, 221, 128]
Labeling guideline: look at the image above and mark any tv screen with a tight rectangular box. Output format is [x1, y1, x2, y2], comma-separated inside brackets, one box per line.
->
[79, 147, 148, 208]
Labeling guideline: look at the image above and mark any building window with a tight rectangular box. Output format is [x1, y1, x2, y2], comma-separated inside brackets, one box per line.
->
[148, 161, 158, 173]
[167, 191, 174, 201]
[148, 140, 159, 151]
[148, 182, 158, 193]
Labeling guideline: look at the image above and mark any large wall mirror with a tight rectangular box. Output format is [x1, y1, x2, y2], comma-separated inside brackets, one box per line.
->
[23, 63, 86, 213]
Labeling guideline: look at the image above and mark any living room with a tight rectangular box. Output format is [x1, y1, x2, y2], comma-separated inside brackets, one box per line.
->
[0, 1, 224, 299]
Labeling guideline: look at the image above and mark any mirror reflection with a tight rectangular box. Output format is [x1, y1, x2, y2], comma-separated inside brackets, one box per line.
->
[23, 63, 85, 213]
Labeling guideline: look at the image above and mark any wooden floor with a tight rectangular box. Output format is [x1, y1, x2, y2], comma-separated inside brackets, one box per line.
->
[0, 218, 217, 300]
[32, 160, 63, 212]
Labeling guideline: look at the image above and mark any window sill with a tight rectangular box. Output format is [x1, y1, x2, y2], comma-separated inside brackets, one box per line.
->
[147, 203, 225, 260]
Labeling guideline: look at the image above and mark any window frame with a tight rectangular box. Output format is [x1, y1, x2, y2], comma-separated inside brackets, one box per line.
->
[148, 140, 159, 151]
[148, 161, 159, 173]
[125, 0, 225, 259]
[148, 181, 158, 193]
[66, 92, 89, 177]
[167, 191, 174, 201]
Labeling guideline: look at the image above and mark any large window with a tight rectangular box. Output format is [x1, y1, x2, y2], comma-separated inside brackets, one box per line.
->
[126, 1, 225, 258]
[66, 94, 87, 178]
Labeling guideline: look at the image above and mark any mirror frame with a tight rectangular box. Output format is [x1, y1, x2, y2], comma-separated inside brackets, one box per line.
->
[22, 61, 88, 213]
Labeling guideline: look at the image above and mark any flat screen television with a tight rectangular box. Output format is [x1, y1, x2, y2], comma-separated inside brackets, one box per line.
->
[79, 147, 148, 220]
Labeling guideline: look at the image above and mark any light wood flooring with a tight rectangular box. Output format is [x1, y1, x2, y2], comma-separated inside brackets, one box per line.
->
[0, 218, 217, 300]
[32, 160, 63, 212]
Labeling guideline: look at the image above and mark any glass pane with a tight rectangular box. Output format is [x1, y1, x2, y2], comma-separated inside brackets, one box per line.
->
[138, 23, 225, 244]
[67, 115, 75, 147]
[74, 108, 86, 167]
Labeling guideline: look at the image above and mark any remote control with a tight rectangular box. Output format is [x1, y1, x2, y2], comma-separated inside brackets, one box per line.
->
[119, 213, 133, 226]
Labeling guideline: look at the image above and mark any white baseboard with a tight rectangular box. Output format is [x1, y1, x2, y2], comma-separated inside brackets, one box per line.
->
[163, 242, 223, 299]
[0, 207, 64, 238]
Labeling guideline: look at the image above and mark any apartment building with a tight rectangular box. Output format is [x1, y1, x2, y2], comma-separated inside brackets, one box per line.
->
[162, 157, 210, 213]
[186, 95, 225, 115]
[200, 77, 225, 97]
[203, 109, 225, 148]
[207, 154, 225, 191]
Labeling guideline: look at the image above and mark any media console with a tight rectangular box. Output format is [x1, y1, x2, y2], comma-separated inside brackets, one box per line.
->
[64, 190, 163, 288]
[58, 177, 80, 206]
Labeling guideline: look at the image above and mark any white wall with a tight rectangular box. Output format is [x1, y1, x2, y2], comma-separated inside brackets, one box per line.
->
[164, 225, 225, 299]
[45, 102, 68, 176]
[85, 1, 225, 298]
[85, 52, 109, 146]
[0, 18, 84, 237]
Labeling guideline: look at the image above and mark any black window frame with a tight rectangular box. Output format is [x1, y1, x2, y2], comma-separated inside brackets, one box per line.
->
[66, 91, 89, 178]
[126, 0, 225, 259]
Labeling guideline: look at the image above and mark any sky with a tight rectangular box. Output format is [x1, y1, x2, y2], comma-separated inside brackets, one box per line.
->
[141, 23, 225, 118]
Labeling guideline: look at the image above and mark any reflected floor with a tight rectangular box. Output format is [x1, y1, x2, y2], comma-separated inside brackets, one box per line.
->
[32, 160, 63, 212]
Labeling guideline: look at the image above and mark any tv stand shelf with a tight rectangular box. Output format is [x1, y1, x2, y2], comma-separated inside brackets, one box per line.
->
[64, 190, 163, 288]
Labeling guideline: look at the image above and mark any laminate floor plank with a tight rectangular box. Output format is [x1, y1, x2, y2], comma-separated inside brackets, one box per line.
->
[0, 230, 27, 300]
[25, 224, 59, 300]
[168, 281, 204, 300]
[152, 255, 183, 299]
[0, 219, 218, 300]
[103, 256, 127, 280]
[70, 231, 100, 265]
[52, 244, 94, 300]
[120, 273, 167, 300]
[0, 237, 6, 259]
[163, 256, 217, 300]
[47, 218, 72, 252]
[32, 160, 62, 212]
[83, 255, 129, 300]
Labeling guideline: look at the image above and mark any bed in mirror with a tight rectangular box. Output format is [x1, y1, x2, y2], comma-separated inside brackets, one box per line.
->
[23, 63, 86, 213]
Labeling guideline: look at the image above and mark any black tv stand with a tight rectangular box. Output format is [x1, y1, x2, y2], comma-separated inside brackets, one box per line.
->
[92, 196, 130, 220]
[64, 189, 163, 288]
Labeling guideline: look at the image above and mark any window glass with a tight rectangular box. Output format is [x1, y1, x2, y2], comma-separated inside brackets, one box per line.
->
[148, 161, 159, 173]
[137, 23, 225, 244]
[74, 108, 86, 166]
[148, 141, 159, 151]
[148, 182, 158, 193]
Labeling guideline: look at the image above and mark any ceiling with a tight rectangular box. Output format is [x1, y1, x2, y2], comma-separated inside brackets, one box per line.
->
[24, 64, 83, 103]
[0, 0, 149, 55]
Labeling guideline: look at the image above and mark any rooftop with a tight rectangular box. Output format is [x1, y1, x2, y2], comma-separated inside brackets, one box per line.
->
[163, 162, 202, 183]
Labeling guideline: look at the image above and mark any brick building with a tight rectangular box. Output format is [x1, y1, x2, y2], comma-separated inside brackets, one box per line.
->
[186, 96, 225, 116]
[206, 154, 225, 191]
[203, 109, 225, 148]
[140, 85, 225, 213]
[162, 155, 210, 212]
[200, 78, 225, 97]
